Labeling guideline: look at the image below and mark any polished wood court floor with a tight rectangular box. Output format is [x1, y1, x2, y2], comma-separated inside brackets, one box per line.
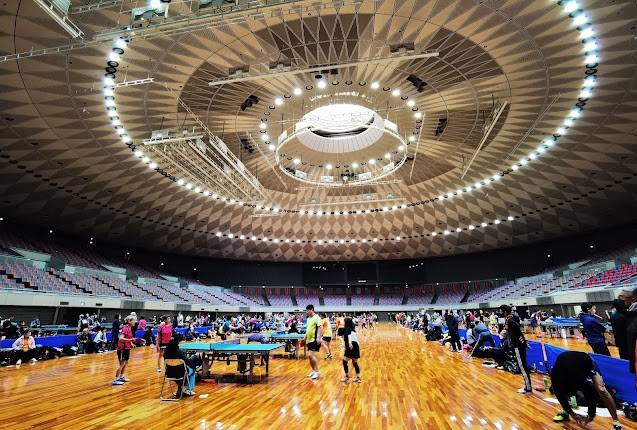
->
[0, 324, 630, 430]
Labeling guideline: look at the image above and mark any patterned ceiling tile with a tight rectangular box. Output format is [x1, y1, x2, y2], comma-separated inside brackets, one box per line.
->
[0, 0, 636, 262]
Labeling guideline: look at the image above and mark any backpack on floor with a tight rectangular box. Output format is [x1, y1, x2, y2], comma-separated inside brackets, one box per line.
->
[62, 344, 77, 356]
[503, 359, 520, 374]
[622, 402, 637, 421]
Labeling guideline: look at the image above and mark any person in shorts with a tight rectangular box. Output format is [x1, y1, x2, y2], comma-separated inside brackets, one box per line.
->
[320, 312, 333, 360]
[156, 316, 173, 372]
[112, 316, 135, 386]
[305, 305, 322, 379]
[550, 351, 621, 429]
[340, 317, 361, 383]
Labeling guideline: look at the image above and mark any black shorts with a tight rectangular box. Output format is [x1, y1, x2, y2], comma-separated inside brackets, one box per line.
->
[117, 349, 130, 361]
[322, 336, 332, 342]
[159, 343, 168, 350]
[344, 343, 360, 359]
[307, 341, 321, 352]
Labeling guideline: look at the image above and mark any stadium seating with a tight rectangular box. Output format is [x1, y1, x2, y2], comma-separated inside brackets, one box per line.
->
[295, 293, 320, 308]
[0, 260, 79, 295]
[379, 294, 403, 305]
[408, 285, 435, 304]
[578, 263, 637, 288]
[1, 226, 636, 307]
[350, 294, 375, 306]
[267, 294, 294, 306]
[323, 294, 349, 306]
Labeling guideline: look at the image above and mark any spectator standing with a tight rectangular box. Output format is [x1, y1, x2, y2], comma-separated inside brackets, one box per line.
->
[110, 314, 121, 350]
[500, 305, 532, 394]
[610, 299, 629, 360]
[112, 316, 135, 386]
[157, 316, 173, 372]
[579, 303, 610, 356]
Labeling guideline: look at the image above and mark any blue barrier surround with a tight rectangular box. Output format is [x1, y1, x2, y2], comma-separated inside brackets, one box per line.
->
[1, 326, 215, 349]
[432, 327, 637, 403]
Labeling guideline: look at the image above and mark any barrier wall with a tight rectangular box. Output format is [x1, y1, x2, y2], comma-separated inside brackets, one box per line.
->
[450, 328, 637, 402]
[0, 326, 214, 348]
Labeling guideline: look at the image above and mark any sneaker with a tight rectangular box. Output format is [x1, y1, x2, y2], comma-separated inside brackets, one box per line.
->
[310, 371, 320, 379]
[15, 359, 22, 366]
[517, 387, 532, 394]
[340, 376, 349, 382]
[29, 358, 37, 363]
[612, 421, 622, 430]
[552, 411, 569, 422]
[156, 367, 162, 373]
[326, 354, 332, 360]
[496, 366, 504, 370]
[118, 376, 129, 382]
[352, 376, 362, 383]
[112, 379, 124, 385]
[307, 371, 315, 377]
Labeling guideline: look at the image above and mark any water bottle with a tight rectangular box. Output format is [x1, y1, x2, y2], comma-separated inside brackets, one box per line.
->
[569, 396, 578, 409]
[543, 376, 550, 391]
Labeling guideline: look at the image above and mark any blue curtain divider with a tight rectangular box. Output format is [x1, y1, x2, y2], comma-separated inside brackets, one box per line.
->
[2, 326, 217, 347]
[589, 353, 637, 403]
[544, 343, 570, 370]
[431, 329, 637, 403]
[1, 334, 79, 349]
[525, 340, 547, 373]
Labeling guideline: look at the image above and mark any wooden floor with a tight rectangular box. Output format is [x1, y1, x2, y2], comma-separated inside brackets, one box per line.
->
[0, 324, 629, 430]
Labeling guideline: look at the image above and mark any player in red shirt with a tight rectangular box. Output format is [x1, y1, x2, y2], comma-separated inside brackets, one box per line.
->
[112, 316, 136, 386]
[156, 316, 173, 372]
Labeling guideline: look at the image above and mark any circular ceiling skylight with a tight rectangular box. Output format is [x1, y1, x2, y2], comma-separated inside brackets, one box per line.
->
[298, 103, 375, 136]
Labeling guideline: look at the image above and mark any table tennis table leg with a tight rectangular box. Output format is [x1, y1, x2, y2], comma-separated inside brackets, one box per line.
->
[203, 353, 211, 378]
[264, 353, 269, 376]
[249, 354, 255, 380]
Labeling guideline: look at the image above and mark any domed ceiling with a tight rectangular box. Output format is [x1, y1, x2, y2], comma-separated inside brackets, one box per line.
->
[0, 0, 636, 261]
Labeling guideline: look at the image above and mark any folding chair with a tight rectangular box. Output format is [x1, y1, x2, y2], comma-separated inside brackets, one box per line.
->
[160, 359, 189, 401]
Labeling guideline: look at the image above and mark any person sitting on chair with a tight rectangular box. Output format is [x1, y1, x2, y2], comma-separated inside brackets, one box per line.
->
[163, 336, 199, 397]
[12, 329, 37, 365]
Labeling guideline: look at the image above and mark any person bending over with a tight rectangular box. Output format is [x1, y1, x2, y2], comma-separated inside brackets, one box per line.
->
[247, 327, 266, 344]
[473, 321, 496, 350]
[550, 351, 621, 430]
[12, 329, 37, 365]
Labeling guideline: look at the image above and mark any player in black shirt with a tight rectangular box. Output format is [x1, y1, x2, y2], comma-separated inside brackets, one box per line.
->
[550, 351, 622, 430]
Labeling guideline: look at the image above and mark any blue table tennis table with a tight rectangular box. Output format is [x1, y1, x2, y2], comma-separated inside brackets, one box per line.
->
[180, 339, 284, 381]
[30, 325, 78, 334]
[541, 318, 582, 338]
[264, 333, 306, 359]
